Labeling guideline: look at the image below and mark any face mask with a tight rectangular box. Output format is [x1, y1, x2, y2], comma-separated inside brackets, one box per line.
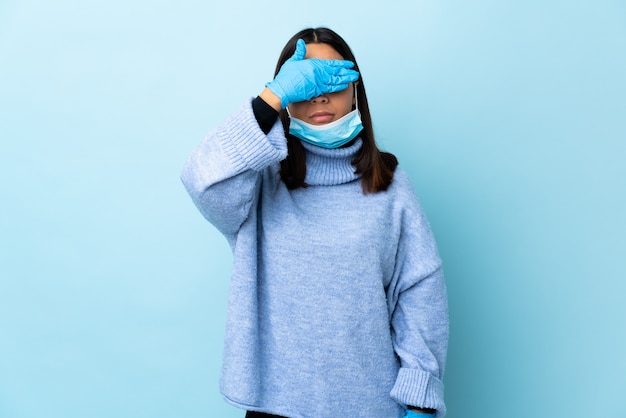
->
[287, 90, 364, 149]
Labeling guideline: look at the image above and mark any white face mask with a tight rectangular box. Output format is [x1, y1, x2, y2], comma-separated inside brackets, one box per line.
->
[287, 90, 364, 149]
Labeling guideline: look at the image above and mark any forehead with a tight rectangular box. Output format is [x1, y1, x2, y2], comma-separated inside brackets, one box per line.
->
[304, 43, 343, 60]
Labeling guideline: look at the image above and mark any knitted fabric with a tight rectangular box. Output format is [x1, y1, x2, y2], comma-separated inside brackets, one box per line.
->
[181, 99, 448, 418]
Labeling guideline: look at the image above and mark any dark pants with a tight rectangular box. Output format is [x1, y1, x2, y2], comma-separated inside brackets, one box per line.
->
[245, 412, 287, 418]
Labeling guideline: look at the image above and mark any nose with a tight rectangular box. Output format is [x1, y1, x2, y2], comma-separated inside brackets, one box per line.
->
[311, 94, 328, 103]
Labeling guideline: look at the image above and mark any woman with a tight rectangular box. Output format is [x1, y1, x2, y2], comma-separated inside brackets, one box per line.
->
[181, 27, 448, 418]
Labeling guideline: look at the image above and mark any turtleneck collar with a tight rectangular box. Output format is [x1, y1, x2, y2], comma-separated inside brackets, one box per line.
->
[300, 138, 363, 186]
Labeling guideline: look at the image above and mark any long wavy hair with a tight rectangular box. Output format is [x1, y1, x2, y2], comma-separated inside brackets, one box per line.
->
[275, 27, 398, 194]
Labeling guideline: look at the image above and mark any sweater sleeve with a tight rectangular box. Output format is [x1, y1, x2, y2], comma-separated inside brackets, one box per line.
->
[180, 99, 288, 236]
[387, 175, 449, 417]
[252, 96, 280, 134]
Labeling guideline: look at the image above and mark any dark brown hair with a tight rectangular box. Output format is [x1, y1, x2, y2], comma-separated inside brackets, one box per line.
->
[275, 27, 398, 194]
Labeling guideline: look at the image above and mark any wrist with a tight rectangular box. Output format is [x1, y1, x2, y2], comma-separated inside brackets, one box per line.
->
[260, 87, 283, 111]
[408, 406, 436, 414]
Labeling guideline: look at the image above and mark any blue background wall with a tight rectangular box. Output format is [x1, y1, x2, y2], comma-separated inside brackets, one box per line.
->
[1, 1, 624, 417]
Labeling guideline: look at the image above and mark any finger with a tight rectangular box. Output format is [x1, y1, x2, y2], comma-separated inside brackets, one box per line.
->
[326, 68, 360, 84]
[322, 83, 350, 94]
[292, 39, 306, 61]
[338, 68, 360, 82]
[314, 61, 359, 79]
[317, 58, 355, 69]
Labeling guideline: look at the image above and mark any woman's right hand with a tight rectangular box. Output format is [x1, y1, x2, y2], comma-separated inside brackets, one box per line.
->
[265, 39, 360, 109]
[403, 410, 436, 418]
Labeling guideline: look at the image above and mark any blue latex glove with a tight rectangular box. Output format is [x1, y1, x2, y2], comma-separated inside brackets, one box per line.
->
[266, 39, 360, 108]
[403, 410, 436, 418]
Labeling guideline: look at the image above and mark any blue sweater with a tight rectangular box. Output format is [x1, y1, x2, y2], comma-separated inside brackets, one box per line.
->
[181, 100, 448, 418]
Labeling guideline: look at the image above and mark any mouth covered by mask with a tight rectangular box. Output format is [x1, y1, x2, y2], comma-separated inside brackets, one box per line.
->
[287, 89, 363, 149]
